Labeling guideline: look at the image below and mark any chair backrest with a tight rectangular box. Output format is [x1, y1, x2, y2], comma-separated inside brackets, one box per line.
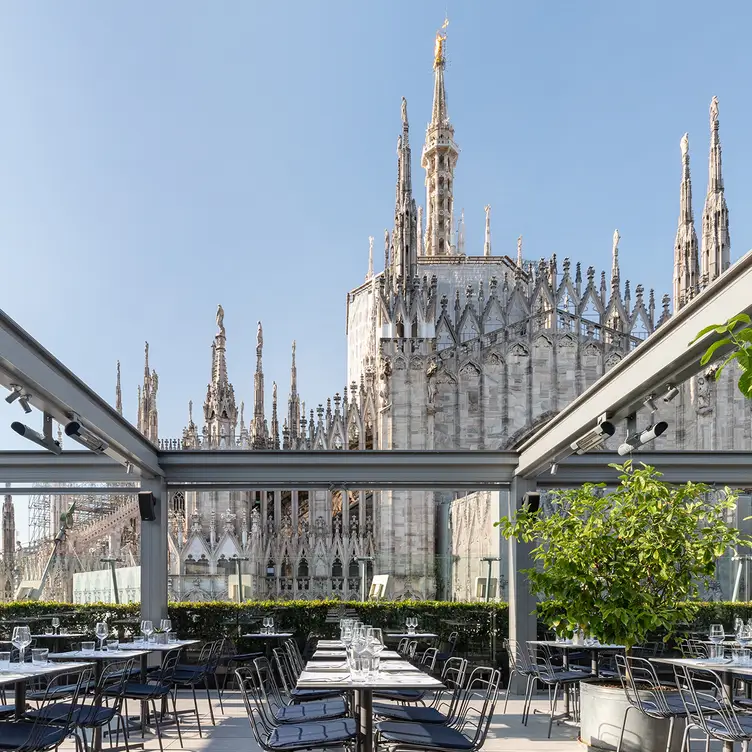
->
[91, 658, 135, 712]
[396, 637, 409, 654]
[526, 641, 556, 679]
[272, 646, 297, 694]
[673, 665, 745, 741]
[253, 656, 292, 721]
[448, 666, 502, 750]
[614, 654, 674, 719]
[505, 638, 534, 675]
[22, 666, 94, 752]
[405, 640, 418, 659]
[420, 647, 439, 672]
[153, 647, 184, 684]
[429, 656, 468, 718]
[284, 638, 305, 674]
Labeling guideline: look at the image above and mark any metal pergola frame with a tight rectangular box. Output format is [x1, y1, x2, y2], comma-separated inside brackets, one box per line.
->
[2, 247, 752, 690]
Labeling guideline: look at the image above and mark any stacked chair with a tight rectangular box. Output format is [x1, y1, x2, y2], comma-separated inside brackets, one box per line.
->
[237, 665, 356, 752]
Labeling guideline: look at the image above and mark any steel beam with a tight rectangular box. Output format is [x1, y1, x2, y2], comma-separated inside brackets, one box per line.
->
[516, 247, 752, 478]
[0, 451, 135, 483]
[2, 486, 139, 496]
[536, 451, 752, 488]
[158, 450, 519, 490]
[0, 309, 162, 477]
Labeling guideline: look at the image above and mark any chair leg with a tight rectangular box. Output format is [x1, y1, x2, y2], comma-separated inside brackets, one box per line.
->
[171, 689, 183, 748]
[216, 671, 225, 715]
[119, 713, 131, 752]
[204, 677, 216, 725]
[665, 716, 675, 752]
[679, 721, 691, 752]
[522, 675, 535, 725]
[616, 705, 633, 752]
[192, 685, 203, 738]
[503, 669, 517, 714]
[547, 683, 560, 739]
[150, 699, 164, 752]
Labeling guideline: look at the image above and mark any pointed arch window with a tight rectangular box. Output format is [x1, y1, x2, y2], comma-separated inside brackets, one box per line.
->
[348, 559, 360, 578]
[332, 558, 343, 578]
[297, 559, 309, 578]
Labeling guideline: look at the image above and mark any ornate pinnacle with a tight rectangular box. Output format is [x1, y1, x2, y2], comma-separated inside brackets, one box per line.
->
[115, 361, 123, 416]
[517, 236, 523, 267]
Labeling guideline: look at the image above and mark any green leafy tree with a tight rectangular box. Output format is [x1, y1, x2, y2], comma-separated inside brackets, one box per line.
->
[691, 313, 752, 398]
[496, 462, 746, 651]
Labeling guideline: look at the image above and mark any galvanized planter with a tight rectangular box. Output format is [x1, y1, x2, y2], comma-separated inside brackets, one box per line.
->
[579, 680, 685, 752]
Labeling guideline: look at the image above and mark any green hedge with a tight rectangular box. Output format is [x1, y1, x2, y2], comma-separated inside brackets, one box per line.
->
[1, 599, 747, 649]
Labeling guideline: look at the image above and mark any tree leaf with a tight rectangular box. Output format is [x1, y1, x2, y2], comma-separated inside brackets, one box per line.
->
[727, 313, 752, 330]
[700, 338, 732, 365]
[690, 323, 729, 343]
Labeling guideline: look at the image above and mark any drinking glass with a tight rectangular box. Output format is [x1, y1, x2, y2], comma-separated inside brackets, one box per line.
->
[51, 617, 60, 635]
[268, 617, 275, 634]
[81, 642, 95, 655]
[709, 624, 725, 644]
[739, 624, 752, 649]
[32, 649, 48, 666]
[735, 617, 744, 636]
[95, 622, 109, 651]
[12, 627, 31, 664]
[160, 619, 172, 633]
[44, 626, 54, 636]
[106, 640, 119, 651]
[168, 631, 178, 643]
[141, 620, 154, 643]
[0, 652, 10, 670]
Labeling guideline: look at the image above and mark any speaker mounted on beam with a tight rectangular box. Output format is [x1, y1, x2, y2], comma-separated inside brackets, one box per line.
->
[138, 491, 157, 522]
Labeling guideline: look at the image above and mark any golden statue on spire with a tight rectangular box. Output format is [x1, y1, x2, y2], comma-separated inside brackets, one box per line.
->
[434, 17, 449, 67]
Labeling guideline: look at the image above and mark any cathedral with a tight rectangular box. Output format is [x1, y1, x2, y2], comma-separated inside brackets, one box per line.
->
[4, 27, 751, 603]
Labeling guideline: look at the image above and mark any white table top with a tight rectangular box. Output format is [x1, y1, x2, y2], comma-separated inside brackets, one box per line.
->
[122, 639, 199, 651]
[297, 663, 443, 690]
[529, 640, 625, 650]
[387, 633, 439, 639]
[311, 658, 424, 673]
[241, 633, 293, 639]
[31, 633, 87, 639]
[311, 648, 401, 660]
[48, 649, 150, 660]
[653, 656, 752, 677]
[316, 640, 345, 648]
[0, 661, 92, 685]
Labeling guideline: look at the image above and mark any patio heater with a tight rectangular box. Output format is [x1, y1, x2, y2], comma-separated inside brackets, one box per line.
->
[99, 557, 122, 604]
[480, 556, 503, 667]
[356, 556, 374, 602]
[230, 555, 250, 604]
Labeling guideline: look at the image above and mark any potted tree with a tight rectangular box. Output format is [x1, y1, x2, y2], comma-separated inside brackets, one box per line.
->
[497, 461, 745, 752]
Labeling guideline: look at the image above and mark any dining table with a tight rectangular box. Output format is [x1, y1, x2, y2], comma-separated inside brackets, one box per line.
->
[296, 657, 443, 752]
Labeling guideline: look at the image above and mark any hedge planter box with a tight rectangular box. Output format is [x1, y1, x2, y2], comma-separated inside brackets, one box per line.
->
[579, 681, 685, 752]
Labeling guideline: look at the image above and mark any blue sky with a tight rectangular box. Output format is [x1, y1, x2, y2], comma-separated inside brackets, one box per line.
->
[1, 1, 750, 539]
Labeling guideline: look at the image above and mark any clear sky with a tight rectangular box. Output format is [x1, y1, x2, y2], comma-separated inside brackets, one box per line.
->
[1, 0, 750, 540]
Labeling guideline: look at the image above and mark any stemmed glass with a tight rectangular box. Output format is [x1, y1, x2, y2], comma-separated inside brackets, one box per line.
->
[51, 617, 60, 636]
[141, 620, 154, 643]
[12, 626, 31, 664]
[160, 619, 172, 633]
[95, 622, 108, 651]
[709, 623, 725, 660]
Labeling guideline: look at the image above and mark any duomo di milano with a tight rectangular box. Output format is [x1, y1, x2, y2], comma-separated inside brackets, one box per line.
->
[3, 27, 751, 603]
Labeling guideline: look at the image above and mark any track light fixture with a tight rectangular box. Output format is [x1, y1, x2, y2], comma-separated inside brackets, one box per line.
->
[10, 414, 62, 455]
[5, 384, 32, 414]
[617, 421, 669, 456]
[64, 419, 109, 454]
[550, 462, 558, 476]
[663, 385, 680, 403]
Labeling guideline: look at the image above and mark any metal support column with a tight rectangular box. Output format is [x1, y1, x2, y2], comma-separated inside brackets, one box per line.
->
[507, 477, 538, 694]
[140, 477, 168, 623]
[357, 556, 374, 602]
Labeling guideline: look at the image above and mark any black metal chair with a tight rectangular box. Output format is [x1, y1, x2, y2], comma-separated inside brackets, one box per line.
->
[237, 666, 357, 752]
[375, 666, 501, 752]
[614, 655, 687, 752]
[219, 638, 264, 703]
[373, 647, 436, 705]
[503, 638, 537, 719]
[28, 659, 135, 752]
[252, 657, 348, 723]
[0, 666, 92, 752]
[373, 657, 467, 724]
[527, 642, 589, 737]
[108, 646, 184, 752]
[272, 646, 343, 703]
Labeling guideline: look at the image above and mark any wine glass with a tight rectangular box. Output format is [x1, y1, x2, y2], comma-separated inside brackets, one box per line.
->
[369, 628, 385, 658]
[268, 617, 275, 634]
[51, 617, 60, 635]
[160, 619, 172, 633]
[141, 620, 154, 643]
[738, 624, 752, 648]
[709, 623, 725, 659]
[262, 617, 270, 634]
[95, 622, 108, 651]
[735, 617, 744, 636]
[12, 626, 31, 664]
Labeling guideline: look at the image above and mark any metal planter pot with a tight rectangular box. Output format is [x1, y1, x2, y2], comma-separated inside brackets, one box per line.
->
[579, 680, 685, 752]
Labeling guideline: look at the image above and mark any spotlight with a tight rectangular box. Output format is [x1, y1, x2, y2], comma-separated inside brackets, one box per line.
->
[11, 421, 63, 455]
[64, 420, 109, 454]
[550, 463, 558, 476]
[617, 421, 669, 456]
[663, 385, 680, 403]
[5, 385, 32, 413]
[570, 415, 615, 455]
[644, 395, 657, 413]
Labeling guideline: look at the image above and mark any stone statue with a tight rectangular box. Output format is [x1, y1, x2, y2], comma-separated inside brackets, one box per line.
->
[401, 96, 407, 125]
[256, 322, 263, 359]
[681, 132, 689, 158]
[612, 229, 620, 256]
[216, 304, 225, 335]
[710, 95, 719, 124]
